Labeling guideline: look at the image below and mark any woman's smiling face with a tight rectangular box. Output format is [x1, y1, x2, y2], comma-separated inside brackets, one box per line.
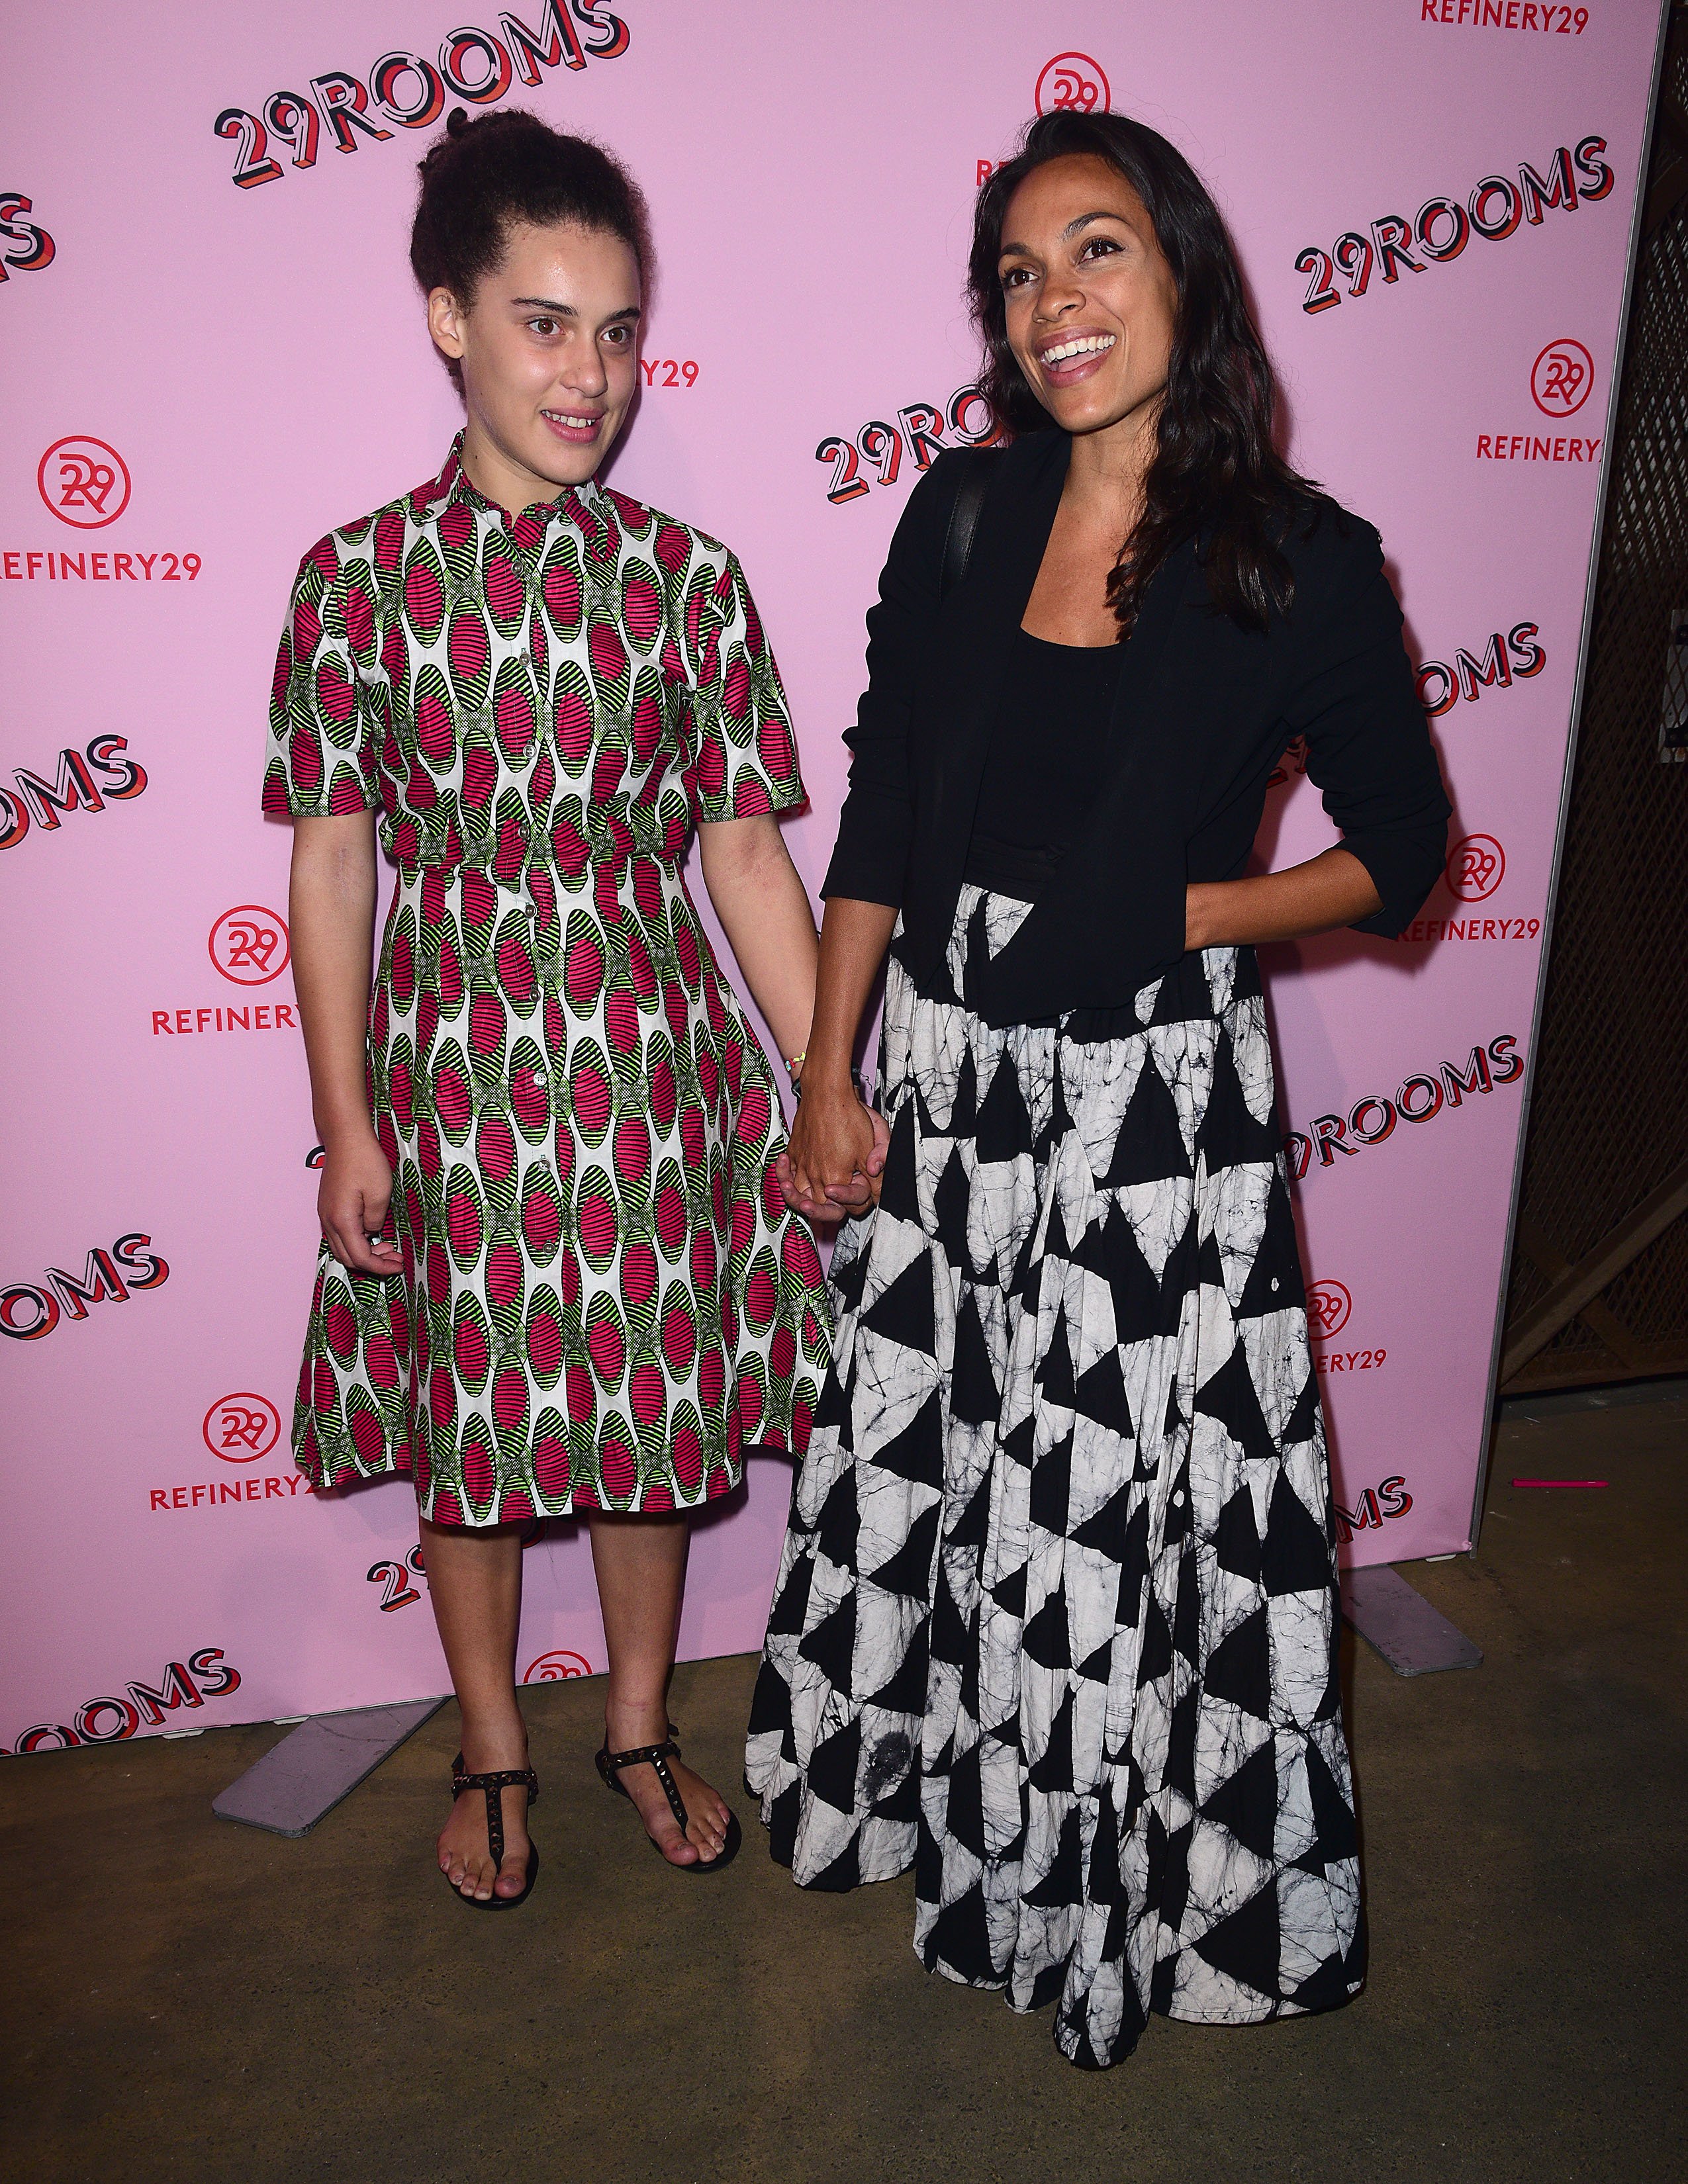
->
[998, 154, 1178, 442]
[427, 218, 642, 502]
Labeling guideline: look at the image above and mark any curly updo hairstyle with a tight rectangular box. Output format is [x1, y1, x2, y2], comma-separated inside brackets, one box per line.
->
[410, 107, 653, 389]
[968, 110, 1319, 637]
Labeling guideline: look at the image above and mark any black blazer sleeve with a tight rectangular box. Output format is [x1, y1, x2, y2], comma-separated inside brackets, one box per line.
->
[1280, 515, 1452, 936]
[820, 453, 965, 906]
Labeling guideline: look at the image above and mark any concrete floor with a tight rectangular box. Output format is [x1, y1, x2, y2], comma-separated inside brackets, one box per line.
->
[5, 1387, 1684, 2184]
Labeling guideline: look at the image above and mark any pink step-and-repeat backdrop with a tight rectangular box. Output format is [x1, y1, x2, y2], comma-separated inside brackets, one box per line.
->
[1, 1, 1665, 1752]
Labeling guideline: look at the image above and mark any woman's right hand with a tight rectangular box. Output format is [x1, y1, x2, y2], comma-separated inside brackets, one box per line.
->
[780, 1082, 886, 1224]
[317, 1130, 403, 1277]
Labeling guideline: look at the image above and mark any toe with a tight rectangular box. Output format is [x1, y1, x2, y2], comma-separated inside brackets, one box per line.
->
[658, 1817, 699, 1865]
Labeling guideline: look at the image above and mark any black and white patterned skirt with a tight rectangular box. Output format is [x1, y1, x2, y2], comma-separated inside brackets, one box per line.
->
[746, 886, 1364, 2069]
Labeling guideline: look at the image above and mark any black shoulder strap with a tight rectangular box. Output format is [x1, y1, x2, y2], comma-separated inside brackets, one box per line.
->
[939, 457, 990, 602]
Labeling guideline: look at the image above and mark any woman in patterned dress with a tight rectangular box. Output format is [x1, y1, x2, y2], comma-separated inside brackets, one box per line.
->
[268, 111, 845, 1902]
[750, 113, 1450, 2061]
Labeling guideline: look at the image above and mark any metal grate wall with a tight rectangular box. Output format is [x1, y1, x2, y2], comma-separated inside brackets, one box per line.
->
[1500, 0, 1688, 1392]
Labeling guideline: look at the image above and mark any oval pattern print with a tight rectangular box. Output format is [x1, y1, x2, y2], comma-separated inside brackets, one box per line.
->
[263, 437, 830, 1524]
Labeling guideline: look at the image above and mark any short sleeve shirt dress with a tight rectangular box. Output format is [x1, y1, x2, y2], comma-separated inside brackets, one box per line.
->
[263, 435, 831, 1525]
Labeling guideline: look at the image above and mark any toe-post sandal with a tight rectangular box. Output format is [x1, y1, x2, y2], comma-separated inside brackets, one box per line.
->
[595, 1727, 741, 1875]
[447, 1754, 540, 1909]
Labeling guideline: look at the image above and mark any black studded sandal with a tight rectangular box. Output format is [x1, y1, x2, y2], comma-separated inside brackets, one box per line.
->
[446, 1754, 539, 1909]
[595, 1726, 741, 1875]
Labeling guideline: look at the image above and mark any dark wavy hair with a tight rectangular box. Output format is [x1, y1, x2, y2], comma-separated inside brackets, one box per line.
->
[968, 111, 1318, 636]
[410, 107, 652, 388]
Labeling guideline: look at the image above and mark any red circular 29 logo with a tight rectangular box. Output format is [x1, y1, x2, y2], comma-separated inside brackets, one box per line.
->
[209, 905, 291, 985]
[1446, 835, 1505, 901]
[1530, 339, 1593, 418]
[203, 1392, 281, 1463]
[523, 1650, 594, 1683]
[1035, 53, 1109, 115]
[1306, 1281, 1352, 1341]
[38, 436, 131, 529]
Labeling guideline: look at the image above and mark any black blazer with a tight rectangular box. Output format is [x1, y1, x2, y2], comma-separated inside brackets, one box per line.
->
[821, 431, 1452, 1028]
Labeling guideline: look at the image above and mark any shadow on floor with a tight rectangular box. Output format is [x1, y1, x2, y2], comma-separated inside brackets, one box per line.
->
[3, 1390, 1683, 2184]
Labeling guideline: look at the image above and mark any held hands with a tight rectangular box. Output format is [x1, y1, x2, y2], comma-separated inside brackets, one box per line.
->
[778, 1081, 890, 1224]
[317, 1131, 404, 1278]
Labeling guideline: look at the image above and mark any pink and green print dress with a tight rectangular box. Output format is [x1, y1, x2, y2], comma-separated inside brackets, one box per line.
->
[263, 435, 831, 1525]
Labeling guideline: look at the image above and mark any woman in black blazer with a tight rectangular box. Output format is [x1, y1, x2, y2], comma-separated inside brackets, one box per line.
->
[747, 112, 1450, 2069]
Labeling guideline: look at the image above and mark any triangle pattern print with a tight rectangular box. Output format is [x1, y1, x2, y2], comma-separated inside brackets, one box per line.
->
[747, 888, 1364, 2068]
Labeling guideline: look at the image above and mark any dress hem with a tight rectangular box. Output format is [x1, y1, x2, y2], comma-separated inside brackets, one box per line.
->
[295, 1425, 806, 1525]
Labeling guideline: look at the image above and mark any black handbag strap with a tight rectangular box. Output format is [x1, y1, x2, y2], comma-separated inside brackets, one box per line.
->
[939, 456, 991, 601]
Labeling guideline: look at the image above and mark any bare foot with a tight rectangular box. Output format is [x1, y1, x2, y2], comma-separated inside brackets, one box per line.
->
[438, 1734, 533, 1903]
[604, 1702, 731, 1867]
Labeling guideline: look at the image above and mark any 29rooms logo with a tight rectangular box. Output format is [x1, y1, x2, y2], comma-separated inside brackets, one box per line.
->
[818, 386, 1000, 506]
[1295, 135, 1614, 312]
[210, 906, 291, 985]
[367, 1528, 560, 1614]
[213, 1, 630, 189]
[8, 1647, 240, 1754]
[38, 437, 130, 527]
[1532, 339, 1593, 417]
[0, 191, 55, 281]
[1335, 1477, 1413, 1547]
[1417, 619, 1543, 717]
[203, 1394, 283, 1463]
[1286, 1034, 1524, 1177]
[0, 736, 147, 853]
[369, 1546, 430, 1612]
[1, 1234, 169, 1342]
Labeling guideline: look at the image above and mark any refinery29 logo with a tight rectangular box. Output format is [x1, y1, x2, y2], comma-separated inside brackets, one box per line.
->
[203, 1393, 282, 1463]
[209, 906, 290, 985]
[38, 437, 131, 528]
[1446, 834, 1505, 901]
[1531, 338, 1594, 417]
[524, 1650, 594, 1683]
[1035, 52, 1109, 114]
[1306, 1281, 1353, 1341]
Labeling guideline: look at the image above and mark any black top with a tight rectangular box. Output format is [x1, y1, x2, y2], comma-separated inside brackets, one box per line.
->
[964, 628, 1121, 899]
[821, 431, 1452, 1028]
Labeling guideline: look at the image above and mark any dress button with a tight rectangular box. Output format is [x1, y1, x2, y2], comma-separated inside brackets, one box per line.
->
[1270, 1277, 1280, 1293]
[532, 1067, 547, 1087]
[1171, 1489, 1186, 1508]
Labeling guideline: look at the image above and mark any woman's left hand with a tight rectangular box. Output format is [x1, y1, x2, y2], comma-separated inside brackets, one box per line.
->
[777, 1101, 890, 1224]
